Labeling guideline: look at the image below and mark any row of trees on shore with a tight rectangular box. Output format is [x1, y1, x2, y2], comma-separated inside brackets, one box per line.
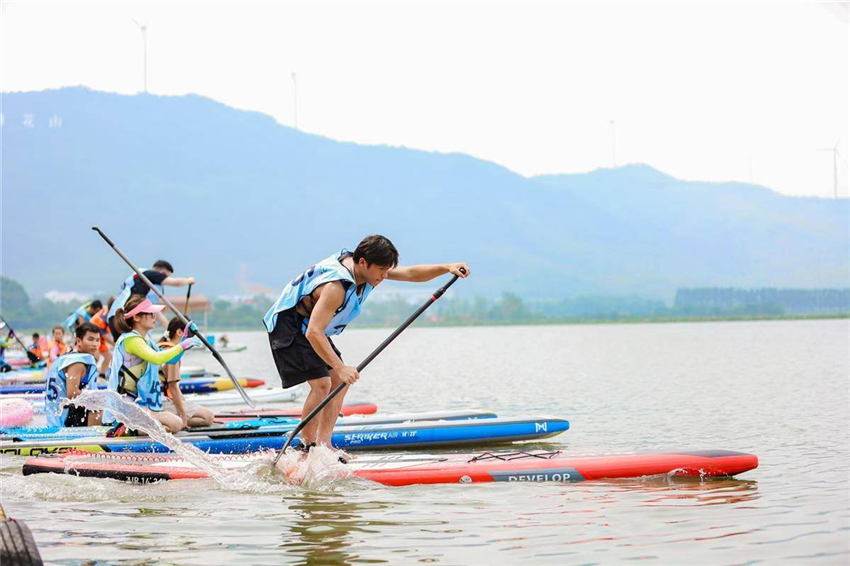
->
[1, 276, 848, 332]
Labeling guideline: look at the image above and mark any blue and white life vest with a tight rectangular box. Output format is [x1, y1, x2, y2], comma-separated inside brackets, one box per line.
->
[263, 249, 373, 336]
[63, 301, 92, 330]
[103, 331, 164, 423]
[44, 352, 99, 427]
[106, 269, 163, 321]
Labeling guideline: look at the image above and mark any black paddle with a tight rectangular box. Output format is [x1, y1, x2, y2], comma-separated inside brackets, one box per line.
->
[0, 315, 41, 364]
[183, 283, 193, 316]
[92, 226, 255, 407]
[271, 269, 465, 468]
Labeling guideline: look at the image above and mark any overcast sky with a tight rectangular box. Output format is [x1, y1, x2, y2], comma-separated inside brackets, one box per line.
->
[1, 1, 847, 197]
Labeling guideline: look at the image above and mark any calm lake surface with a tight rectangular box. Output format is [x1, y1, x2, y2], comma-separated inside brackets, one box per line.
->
[1, 319, 848, 564]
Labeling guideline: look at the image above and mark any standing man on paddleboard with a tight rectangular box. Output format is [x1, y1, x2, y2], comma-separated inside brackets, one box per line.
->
[106, 260, 195, 340]
[264, 235, 470, 453]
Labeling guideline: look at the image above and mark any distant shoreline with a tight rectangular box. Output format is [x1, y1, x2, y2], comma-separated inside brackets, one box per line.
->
[8, 313, 848, 336]
[195, 313, 849, 333]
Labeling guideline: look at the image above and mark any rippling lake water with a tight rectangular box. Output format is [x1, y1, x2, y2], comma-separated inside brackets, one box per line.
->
[1, 319, 848, 564]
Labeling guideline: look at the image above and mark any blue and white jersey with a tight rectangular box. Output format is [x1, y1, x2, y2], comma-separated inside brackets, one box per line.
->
[103, 331, 164, 424]
[44, 352, 98, 427]
[263, 250, 373, 337]
[63, 302, 92, 330]
[106, 269, 163, 321]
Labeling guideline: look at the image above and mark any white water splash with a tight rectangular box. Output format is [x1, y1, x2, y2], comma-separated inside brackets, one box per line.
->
[64, 390, 357, 493]
[272, 444, 354, 490]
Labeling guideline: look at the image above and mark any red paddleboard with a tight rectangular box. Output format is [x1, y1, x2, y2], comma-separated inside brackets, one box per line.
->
[21, 449, 757, 486]
[355, 449, 758, 486]
[214, 402, 378, 421]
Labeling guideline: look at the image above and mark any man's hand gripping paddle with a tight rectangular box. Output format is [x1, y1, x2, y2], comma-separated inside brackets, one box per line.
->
[270, 268, 466, 471]
[92, 226, 255, 407]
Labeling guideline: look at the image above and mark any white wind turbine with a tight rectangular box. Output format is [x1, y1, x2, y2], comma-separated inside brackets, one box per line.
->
[819, 141, 841, 199]
[131, 19, 149, 93]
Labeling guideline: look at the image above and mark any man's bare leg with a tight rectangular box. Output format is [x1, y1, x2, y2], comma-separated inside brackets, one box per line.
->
[316, 373, 349, 447]
[299, 377, 331, 446]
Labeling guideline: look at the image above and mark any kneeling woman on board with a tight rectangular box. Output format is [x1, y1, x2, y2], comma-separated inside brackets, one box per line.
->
[158, 317, 215, 429]
[103, 295, 201, 433]
[44, 322, 104, 427]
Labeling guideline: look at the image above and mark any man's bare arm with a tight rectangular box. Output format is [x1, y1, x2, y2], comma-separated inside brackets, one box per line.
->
[388, 263, 471, 282]
[162, 276, 195, 287]
[304, 282, 347, 370]
[64, 363, 86, 399]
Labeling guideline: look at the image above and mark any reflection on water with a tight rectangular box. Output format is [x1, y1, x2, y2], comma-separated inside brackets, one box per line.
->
[605, 475, 760, 507]
[0, 320, 847, 564]
[281, 493, 400, 566]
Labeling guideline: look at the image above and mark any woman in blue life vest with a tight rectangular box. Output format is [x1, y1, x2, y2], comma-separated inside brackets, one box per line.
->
[44, 322, 103, 427]
[104, 295, 201, 433]
[264, 234, 470, 453]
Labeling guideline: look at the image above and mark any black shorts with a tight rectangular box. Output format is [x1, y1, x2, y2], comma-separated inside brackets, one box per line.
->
[64, 404, 91, 427]
[268, 307, 342, 389]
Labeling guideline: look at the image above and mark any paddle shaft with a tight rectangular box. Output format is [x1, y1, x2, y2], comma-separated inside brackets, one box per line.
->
[183, 284, 193, 316]
[91, 226, 255, 407]
[0, 315, 41, 363]
[272, 270, 464, 465]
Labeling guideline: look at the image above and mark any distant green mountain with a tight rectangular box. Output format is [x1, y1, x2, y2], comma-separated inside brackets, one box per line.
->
[1, 87, 847, 300]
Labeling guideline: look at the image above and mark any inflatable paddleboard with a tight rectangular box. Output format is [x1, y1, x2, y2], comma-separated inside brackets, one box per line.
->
[214, 402, 378, 420]
[0, 377, 265, 396]
[5, 357, 44, 369]
[21, 449, 758, 485]
[1, 410, 497, 440]
[182, 387, 302, 407]
[0, 373, 46, 385]
[0, 399, 34, 428]
[0, 416, 569, 456]
[5, 391, 357, 416]
[187, 345, 246, 354]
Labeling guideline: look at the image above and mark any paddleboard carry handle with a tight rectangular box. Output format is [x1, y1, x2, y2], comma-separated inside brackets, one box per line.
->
[91, 226, 255, 408]
[272, 267, 466, 466]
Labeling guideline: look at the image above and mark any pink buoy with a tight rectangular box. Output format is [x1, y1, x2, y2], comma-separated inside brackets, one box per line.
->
[0, 398, 35, 428]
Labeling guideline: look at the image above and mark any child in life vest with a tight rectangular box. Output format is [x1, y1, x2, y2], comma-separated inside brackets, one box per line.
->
[158, 317, 215, 429]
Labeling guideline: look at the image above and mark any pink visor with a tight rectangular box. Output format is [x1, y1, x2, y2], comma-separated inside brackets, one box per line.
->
[123, 298, 165, 319]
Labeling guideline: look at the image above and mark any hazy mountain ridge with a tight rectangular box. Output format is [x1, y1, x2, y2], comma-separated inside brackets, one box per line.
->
[1, 87, 847, 300]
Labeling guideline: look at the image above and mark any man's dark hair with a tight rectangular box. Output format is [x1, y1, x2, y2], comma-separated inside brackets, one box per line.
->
[153, 260, 174, 273]
[32, 333, 40, 339]
[90, 300, 103, 310]
[75, 322, 101, 341]
[354, 235, 399, 268]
